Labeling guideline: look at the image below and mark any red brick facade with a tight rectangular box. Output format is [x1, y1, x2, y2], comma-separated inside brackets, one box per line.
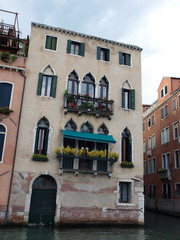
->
[143, 77, 180, 215]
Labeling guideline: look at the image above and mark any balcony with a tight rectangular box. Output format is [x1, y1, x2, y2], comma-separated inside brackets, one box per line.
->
[64, 93, 114, 119]
[57, 154, 117, 177]
[158, 169, 171, 181]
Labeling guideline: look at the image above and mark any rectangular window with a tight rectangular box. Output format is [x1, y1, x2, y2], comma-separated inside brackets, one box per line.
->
[161, 127, 169, 144]
[67, 40, 85, 56]
[119, 182, 131, 203]
[143, 122, 145, 132]
[97, 46, 110, 62]
[173, 122, 178, 139]
[172, 98, 176, 111]
[175, 183, 180, 195]
[162, 153, 170, 169]
[122, 88, 135, 110]
[148, 159, 152, 174]
[174, 150, 180, 169]
[152, 185, 156, 198]
[37, 73, 57, 98]
[119, 52, 131, 66]
[148, 118, 151, 128]
[161, 89, 164, 98]
[152, 157, 156, 173]
[164, 105, 168, 117]
[143, 140, 146, 153]
[165, 85, 168, 95]
[148, 185, 152, 197]
[148, 137, 151, 149]
[152, 135, 155, 149]
[152, 115, 155, 125]
[163, 183, 171, 199]
[144, 160, 146, 175]
[45, 35, 57, 51]
[161, 108, 164, 119]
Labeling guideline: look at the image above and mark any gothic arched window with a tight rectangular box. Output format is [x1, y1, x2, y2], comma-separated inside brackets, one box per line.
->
[98, 123, 109, 135]
[81, 73, 95, 98]
[80, 121, 93, 133]
[64, 118, 77, 131]
[121, 127, 132, 162]
[98, 76, 109, 100]
[0, 124, 6, 162]
[67, 70, 79, 95]
[34, 117, 50, 155]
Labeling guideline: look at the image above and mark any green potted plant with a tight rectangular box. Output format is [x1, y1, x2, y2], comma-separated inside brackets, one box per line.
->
[109, 152, 119, 162]
[0, 106, 13, 114]
[120, 161, 134, 168]
[32, 154, 48, 162]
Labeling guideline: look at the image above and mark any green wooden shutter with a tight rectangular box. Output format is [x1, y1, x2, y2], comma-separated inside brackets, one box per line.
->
[97, 46, 101, 60]
[122, 88, 125, 108]
[107, 49, 110, 62]
[34, 128, 40, 154]
[80, 42, 85, 56]
[51, 37, 57, 51]
[37, 73, 43, 95]
[43, 128, 49, 155]
[119, 52, 123, 64]
[51, 75, 57, 98]
[45, 36, 51, 49]
[130, 89, 135, 110]
[126, 54, 131, 66]
[128, 138, 132, 162]
[67, 40, 71, 54]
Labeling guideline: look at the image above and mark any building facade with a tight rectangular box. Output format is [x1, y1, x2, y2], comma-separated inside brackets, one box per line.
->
[0, 12, 27, 224]
[143, 77, 180, 216]
[8, 22, 144, 225]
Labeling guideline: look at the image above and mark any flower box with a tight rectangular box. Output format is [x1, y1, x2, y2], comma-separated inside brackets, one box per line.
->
[0, 106, 13, 114]
[32, 154, 48, 162]
[120, 161, 134, 168]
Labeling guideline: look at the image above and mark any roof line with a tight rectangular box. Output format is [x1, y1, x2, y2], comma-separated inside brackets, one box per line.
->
[31, 22, 142, 52]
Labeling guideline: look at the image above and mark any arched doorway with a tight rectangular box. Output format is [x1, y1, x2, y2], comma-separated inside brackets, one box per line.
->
[28, 175, 57, 225]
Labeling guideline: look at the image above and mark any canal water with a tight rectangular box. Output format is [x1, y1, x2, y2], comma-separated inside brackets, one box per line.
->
[0, 211, 180, 240]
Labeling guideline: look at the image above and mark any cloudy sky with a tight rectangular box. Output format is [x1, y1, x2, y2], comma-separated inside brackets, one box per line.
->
[1, 0, 180, 103]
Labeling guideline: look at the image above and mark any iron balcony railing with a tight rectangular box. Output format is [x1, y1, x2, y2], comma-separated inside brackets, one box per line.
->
[58, 154, 117, 177]
[64, 93, 114, 119]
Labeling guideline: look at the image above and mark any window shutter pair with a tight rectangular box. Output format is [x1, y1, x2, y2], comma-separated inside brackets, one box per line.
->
[67, 40, 85, 56]
[37, 73, 57, 98]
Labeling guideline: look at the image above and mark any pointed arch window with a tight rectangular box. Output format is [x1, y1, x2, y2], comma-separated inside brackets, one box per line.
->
[98, 123, 109, 135]
[80, 121, 93, 133]
[34, 117, 50, 155]
[122, 80, 135, 110]
[65, 118, 77, 131]
[37, 65, 57, 98]
[81, 73, 95, 98]
[0, 124, 6, 162]
[98, 76, 109, 100]
[67, 71, 78, 95]
[121, 128, 132, 163]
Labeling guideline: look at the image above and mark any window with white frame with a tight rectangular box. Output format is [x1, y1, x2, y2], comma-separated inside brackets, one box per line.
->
[119, 52, 131, 66]
[97, 46, 110, 62]
[143, 140, 146, 153]
[148, 118, 151, 128]
[175, 183, 180, 195]
[45, 35, 57, 51]
[173, 122, 178, 139]
[152, 135, 156, 149]
[119, 182, 131, 203]
[172, 98, 176, 111]
[161, 127, 169, 144]
[148, 159, 152, 174]
[148, 137, 151, 149]
[164, 105, 168, 117]
[161, 108, 164, 119]
[162, 153, 170, 169]
[164, 85, 168, 95]
[0, 125, 6, 162]
[152, 157, 156, 173]
[174, 150, 180, 169]
[0, 82, 13, 107]
[37, 72, 57, 98]
[67, 40, 85, 56]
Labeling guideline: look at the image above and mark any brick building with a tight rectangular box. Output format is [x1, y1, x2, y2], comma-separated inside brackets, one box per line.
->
[143, 77, 180, 216]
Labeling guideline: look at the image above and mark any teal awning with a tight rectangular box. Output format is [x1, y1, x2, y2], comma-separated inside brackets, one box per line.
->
[62, 130, 116, 144]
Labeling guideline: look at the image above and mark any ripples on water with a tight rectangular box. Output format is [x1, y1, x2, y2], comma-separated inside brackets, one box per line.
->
[0, 211, 180, 240]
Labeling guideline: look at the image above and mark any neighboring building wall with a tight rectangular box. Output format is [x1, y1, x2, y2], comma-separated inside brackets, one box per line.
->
[0, 57, 26, 223]
[143, 77, 180, 216]
[9, 23, 144, 225]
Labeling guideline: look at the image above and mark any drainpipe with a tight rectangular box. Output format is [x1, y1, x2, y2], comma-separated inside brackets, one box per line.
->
[5, 70, 26, 224]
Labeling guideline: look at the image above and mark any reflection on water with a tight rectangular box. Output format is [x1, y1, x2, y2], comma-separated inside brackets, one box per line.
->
[0, 211, 180, 240]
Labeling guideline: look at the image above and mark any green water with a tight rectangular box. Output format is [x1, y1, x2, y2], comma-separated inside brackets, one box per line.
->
[0, 211, 180, 240]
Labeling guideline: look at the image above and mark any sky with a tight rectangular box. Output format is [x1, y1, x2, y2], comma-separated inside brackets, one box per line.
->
[1, 0, 180, 104]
